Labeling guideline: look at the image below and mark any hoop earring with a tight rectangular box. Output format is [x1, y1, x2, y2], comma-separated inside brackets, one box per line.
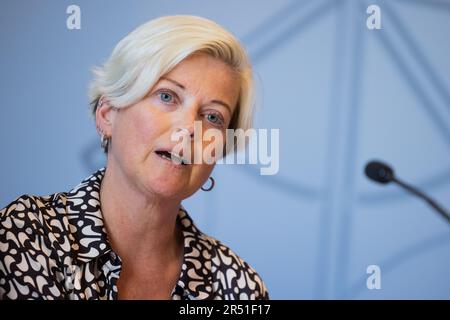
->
[201, 177, 215, 192]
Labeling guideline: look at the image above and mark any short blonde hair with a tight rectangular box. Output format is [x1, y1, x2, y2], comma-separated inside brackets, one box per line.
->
[89, 15, 255, 138]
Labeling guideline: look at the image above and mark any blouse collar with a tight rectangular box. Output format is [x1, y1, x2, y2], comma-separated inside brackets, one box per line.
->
[65, 167, 214, 299]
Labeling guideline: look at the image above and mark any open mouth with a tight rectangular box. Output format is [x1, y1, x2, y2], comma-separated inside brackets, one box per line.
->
[155, 150, 187, 166]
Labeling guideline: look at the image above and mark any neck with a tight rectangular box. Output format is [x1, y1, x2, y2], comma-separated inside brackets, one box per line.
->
[99, 161, 183, 265]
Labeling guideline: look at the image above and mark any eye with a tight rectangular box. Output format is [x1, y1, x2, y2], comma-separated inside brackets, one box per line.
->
[205, 112, 225, 127]
[159, 92, 173, 103]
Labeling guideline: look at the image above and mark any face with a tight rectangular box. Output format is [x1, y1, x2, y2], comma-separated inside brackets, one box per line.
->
[98, 53, 240, 200]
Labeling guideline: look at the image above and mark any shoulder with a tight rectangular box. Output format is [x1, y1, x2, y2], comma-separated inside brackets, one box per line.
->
[204, 234, 269, 300]
[178, 209, 269, 300]
[1, 192, 68, 237]
[0, 193, 69, 299]
[0, 192, 71, 258]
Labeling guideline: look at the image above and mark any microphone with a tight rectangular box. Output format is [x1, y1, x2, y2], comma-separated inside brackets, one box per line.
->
[365, 160, 450, 224]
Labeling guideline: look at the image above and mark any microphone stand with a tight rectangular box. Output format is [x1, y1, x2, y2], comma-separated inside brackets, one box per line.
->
[392, 176, 450, 224]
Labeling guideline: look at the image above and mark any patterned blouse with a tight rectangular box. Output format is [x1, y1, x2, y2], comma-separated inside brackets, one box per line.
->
[0, 168, 269, 300]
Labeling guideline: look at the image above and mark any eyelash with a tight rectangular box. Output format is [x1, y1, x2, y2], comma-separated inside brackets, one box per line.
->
[203, 111, 225, 127]
[153, 88, 226, 127]
[155, 89, 178, 105]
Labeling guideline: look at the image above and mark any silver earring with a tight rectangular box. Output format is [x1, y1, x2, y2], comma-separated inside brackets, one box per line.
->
[100, 134, 109, 151]
[201, 177, 215, 192]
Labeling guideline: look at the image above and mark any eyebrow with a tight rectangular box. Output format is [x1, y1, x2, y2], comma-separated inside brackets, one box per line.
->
[160, 77, 185, 90]
[210, 100, 232, 115]
[160, 76, 233, 114]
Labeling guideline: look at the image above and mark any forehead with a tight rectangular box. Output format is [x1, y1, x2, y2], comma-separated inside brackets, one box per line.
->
[160, 53, 240, 110]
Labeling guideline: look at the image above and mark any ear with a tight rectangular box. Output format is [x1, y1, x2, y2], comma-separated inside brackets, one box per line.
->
[95, 98, 117, 137]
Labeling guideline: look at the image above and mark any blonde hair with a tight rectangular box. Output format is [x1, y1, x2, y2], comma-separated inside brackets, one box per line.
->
[89, 15, 255, 138]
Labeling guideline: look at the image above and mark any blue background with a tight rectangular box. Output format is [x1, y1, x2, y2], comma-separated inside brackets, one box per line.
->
[1, 0, 450, 299]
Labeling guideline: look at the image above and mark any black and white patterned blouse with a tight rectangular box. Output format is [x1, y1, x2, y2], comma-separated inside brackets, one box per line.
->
[0, 168, 268, 300]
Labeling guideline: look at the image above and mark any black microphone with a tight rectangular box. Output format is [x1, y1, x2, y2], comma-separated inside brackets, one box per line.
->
[365, 160, 450, 224]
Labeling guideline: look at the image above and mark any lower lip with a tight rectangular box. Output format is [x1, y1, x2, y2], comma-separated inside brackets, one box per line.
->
[154, 152, 188, 169]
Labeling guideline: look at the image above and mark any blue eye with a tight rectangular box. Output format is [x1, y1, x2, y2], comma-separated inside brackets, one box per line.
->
[206, 113, 224, 126]
[207, 114, 218, 123]
[159, 92, 173, 103]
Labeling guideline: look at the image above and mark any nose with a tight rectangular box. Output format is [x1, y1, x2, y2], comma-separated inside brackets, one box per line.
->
[175, 127, 194, 139]
[174, 106, 198, 138]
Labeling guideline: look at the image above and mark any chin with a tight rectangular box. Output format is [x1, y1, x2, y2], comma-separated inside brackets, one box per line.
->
[144, 176, 189, 200]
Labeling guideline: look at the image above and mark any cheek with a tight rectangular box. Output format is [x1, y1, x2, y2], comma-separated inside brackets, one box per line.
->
[113, 107, 164, 156]
[201, 129, 226, 159]
[194, 163, 215, 185]
[132, 114, 158, 147]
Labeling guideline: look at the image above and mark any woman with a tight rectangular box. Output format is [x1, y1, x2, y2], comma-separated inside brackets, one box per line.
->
[0, 15, 268, 300]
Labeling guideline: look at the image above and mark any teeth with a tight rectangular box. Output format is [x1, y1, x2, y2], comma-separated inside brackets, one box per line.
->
[170, 152, 186, 165]
[156, 151, 186, 165]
